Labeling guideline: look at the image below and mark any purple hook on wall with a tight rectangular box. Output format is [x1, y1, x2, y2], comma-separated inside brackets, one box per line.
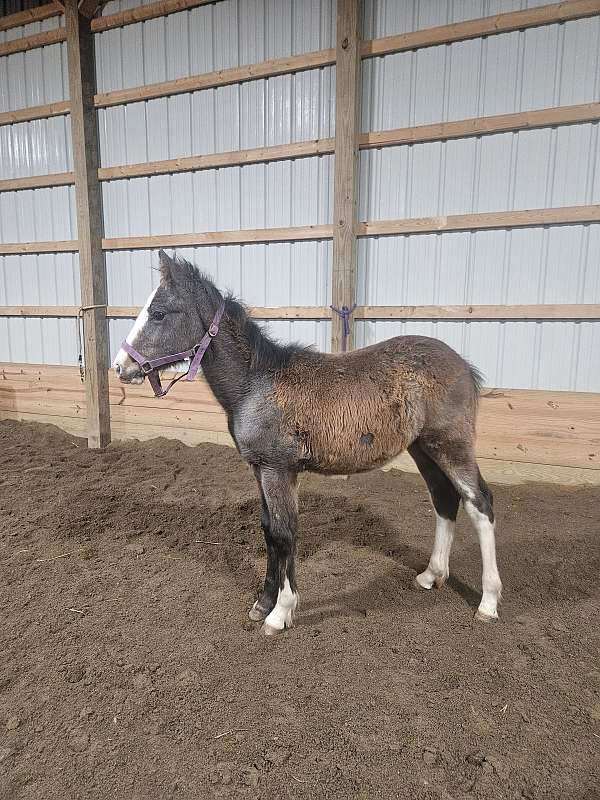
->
[330, 303, 357, 352]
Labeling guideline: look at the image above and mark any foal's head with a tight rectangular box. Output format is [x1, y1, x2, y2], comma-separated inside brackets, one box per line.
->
[113, 250, 223, 385]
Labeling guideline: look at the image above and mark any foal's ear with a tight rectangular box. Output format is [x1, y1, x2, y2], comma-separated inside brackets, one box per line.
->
[158, 249, 176, 287]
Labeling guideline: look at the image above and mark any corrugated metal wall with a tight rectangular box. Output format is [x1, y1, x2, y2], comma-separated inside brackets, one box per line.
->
[1, 0, 599, 391]
[358, 0, 600, 391]
[0, 0, 336, 361]
[99, 0, 336, 353]
[0, 6, 78, 365]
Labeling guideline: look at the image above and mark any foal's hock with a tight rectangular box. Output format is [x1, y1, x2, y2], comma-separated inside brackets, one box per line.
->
[114, 251, 502, 635]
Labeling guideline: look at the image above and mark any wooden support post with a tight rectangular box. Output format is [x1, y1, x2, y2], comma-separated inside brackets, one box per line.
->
[331, 0, 361, 352]
[65, 0, 111, 448]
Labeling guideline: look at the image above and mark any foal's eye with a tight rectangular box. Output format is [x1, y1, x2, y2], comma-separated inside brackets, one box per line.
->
[151, 310, 166, 322]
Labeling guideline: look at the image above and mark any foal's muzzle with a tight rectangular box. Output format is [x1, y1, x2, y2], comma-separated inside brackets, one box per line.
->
[113, 357, 145, 385]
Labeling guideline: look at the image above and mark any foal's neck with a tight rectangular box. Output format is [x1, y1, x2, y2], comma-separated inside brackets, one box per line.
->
[197, 297, 255, 414]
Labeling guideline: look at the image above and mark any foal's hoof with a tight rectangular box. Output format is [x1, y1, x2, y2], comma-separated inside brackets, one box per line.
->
[413, 576, 431, 591]
[261, 622, 284, 637]
[474, 609, 498, 624]
[248, 602, 269, 622]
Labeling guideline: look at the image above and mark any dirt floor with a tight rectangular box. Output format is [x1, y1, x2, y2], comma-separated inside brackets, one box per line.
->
[0, 419, 599, 800]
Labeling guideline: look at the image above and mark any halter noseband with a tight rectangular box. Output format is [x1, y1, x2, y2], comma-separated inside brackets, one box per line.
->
[120, 302, 225, 398]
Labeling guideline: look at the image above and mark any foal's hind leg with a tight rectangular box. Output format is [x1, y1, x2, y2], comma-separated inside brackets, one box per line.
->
[408, 441, 460, 590]
[248, 466, 279, 622]
[256, 467, 299, 636]
[422, 439, 502, 621]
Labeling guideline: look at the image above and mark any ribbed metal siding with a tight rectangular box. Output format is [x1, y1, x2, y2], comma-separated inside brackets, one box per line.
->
[0, 0, 335, 363]
[0, 6, 77, 364]
[1, 0, 599, 390]
[358, 9, 600, 390]
[95, 0, 336, 359]
[362, 0, 573, 39]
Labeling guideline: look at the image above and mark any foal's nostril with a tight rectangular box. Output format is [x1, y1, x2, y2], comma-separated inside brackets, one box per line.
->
[115, 364, 122, 376]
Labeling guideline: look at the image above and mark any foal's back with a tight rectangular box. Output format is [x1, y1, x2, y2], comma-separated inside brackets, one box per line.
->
[270, 335, 480, 475]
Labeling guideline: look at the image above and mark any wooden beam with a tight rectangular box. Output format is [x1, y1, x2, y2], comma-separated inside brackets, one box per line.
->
[358, 205, 600, 237]
[361, 0, 600, 59]
[0, 223, 333, 254]
[0, 3, 61, 32]
[0, 27, 66, 58]
[65, 0, 110, 448]
[105, 306, 333, 319]
[97, 139, 335, 181]
[93, 49, 336, 107]
[102, 225, 333, 250]
[0, 304, 598, 320]
[91, 0, 216, 32]
[361, 102, 600, 149]
[0, 306, 81, 317]
[0, 240, 79, 254]
[105, 306, 333, 320]
[355, 304, 600, 320]
[0, 172, 75, 192]
[1, 204, 599, 255]
[0, 101, 70, 129]
[331, 0, 361, 352]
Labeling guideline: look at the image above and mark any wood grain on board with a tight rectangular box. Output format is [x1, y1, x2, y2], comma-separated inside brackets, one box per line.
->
[0, 364, 597, 474]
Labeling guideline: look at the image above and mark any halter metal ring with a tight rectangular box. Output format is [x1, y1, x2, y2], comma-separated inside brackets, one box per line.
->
[140, 361, 153, 374]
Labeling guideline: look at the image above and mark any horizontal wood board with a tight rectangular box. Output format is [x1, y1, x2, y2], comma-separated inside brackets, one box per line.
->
[0, 364, 597, 473]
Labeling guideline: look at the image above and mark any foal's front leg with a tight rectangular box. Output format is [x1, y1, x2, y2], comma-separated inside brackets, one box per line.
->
[248, 466, 279, 622]
[255, 467, 299, 636]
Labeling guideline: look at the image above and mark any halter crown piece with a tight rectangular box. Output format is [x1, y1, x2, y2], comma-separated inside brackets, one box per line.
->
[120, 302, 226, 398]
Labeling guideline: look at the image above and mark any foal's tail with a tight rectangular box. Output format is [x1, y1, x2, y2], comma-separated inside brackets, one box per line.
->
[467, 362, 485, 402]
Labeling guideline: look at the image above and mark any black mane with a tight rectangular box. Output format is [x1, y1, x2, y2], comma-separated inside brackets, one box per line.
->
[178, 257, 308, 373]
[223, 296, 309, 372]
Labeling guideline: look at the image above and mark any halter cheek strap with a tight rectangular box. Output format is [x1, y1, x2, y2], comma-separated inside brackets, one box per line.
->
[120, 302, 225, 398]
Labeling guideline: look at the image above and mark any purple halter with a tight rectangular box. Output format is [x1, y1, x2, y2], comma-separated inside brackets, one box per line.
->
[120, 302, 225, 398]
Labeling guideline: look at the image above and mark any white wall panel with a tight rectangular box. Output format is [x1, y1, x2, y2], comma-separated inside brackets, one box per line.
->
[94, 0, 336, 357]
[359, 5, 600, 391]
[355, 319, 600, 392]
[0, 17, 66, 109]
[0, 2, 75, 367]
[362, 19, 600, 132]
[0, 252, 80, 364]
[1, 0, 599, 386]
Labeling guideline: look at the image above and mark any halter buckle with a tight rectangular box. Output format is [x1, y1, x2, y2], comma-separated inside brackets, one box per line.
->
[208, 323, 219, 337]
[140, 361, 153, 374]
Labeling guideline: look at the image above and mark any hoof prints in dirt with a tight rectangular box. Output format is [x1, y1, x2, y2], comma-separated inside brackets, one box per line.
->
[40, 484, 411, 579]
[2, 421, 600, 800]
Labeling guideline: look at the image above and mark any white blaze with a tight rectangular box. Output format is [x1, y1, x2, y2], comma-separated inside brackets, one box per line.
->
[113, 287, 157, 372]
